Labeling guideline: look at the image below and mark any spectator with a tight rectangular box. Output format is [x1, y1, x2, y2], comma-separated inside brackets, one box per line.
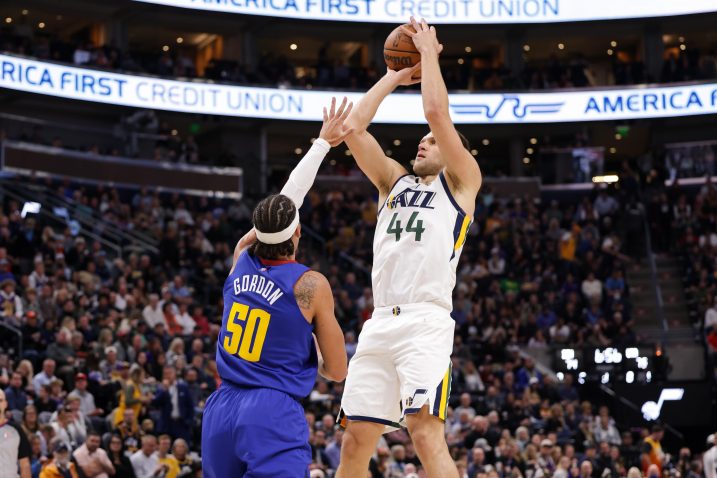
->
[171, 439, 199, 478]
[130, 435, 165, 478]
[115, 365, 151, 429]
[5, 372, 28, 411]
[68, 373, 103, 418]
[72, 431, 115, 478]
[579, 460, 594, 478]
[594, 190, 620, 217]
[39, 441, 78, 478]
[156, 435, 180, 478]
[46, 329, 75, 382]
[152, 367, 194, 445]
[641, 425, 665, 475]
[537, 439, 556, 476]
[107, 434, 137, 478]
[161, 303, 183, 336]
[0, 279, 23, 324]
[189, 307, 210, 336]
[705, 296, 717, 333]
[21, 404, 39, 439]
[324, 429, 343, 471]
[142, 295, 164, 329]
[174, 303, 195, 336]
[32, 360, 56, 395]
[594, 415, 622, 446]
[454, 393, 477, 420]
[582, 272, 603, 305]
[50, 406, 77, 450]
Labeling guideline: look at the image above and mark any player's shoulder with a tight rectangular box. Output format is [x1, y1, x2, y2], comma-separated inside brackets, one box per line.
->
[294, 270, 330, 310]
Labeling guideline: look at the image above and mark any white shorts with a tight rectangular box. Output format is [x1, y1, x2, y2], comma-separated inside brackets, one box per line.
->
[339, 302, 455, 432]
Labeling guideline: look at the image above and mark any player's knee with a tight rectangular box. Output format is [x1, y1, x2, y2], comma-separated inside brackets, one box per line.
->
[340, 428, 364, 457]
[410, 424, 444, 457]
[341, 425, 378, 458]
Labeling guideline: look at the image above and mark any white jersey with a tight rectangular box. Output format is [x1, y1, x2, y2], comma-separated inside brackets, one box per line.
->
[372, 172, 472, 311]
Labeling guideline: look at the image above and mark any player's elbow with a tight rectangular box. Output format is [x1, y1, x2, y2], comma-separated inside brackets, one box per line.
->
[424, 106, 449, 123]
[322, 361, 348, 382]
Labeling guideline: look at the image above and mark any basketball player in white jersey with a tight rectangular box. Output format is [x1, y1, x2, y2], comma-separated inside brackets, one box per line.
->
[336, 18, 482, 478]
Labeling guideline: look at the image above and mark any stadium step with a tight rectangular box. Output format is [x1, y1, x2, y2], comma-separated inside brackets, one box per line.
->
[0, 179, 159, 256]
[630, 254, 692, 339]
[639, 326, 696, 343]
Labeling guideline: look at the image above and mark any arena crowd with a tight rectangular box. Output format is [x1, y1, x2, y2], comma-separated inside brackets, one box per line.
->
[0, 171, 714, 478]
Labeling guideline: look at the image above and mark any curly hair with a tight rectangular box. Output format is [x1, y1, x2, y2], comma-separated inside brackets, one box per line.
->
[248, 194, 297, 260]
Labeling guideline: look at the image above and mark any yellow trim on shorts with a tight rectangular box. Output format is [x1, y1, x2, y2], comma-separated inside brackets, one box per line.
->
[439, 366, 450, 420]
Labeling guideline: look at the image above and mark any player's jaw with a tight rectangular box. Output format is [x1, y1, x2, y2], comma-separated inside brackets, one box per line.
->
[413, 144, 443, 178]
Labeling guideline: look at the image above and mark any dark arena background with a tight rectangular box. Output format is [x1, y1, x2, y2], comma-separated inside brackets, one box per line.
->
[1, 0, 717, 477]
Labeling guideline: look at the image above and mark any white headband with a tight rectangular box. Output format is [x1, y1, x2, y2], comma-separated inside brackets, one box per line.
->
[255, 211, 300, 244]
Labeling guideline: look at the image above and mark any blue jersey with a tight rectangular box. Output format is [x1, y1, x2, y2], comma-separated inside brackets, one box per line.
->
[216, 252, 318, 398]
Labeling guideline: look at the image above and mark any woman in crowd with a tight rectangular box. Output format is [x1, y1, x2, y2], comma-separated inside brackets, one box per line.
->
[114, 364, 151, 429]
[22, 404, 40, 439]
[107, 434, 136, 478]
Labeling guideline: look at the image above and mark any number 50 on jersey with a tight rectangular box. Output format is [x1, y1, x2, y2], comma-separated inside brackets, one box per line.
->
[222, 301, 271, 362]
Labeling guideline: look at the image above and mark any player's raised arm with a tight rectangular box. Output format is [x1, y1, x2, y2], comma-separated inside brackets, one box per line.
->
[280, 96, 354, 207]
[230, 97, 354, 270]
[402, 17, 482, 194]
[344, 66, 420, 195]
[295, 271, 347, 382]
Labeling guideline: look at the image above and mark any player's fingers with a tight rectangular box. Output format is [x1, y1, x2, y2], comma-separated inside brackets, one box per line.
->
[341, 102, 353, 121]
[340, 127, 355, 139]
[323, 106, 328, 122]
[421, 18, 428, 31]
[409, 16, 420, 31]
[438, 44, 444, 54]
[329, 96, 336, 117]
[399, 25, 415, 37]
[336, 96, 348, 118]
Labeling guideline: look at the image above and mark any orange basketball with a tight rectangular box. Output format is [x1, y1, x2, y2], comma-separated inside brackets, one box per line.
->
[384, 24, 420, 73]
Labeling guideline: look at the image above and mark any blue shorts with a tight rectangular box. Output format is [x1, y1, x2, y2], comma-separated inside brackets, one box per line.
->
[201, 385, 310, 478]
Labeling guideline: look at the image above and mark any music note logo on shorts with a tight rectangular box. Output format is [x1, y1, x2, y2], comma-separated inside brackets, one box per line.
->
[641, 388, 684, 421]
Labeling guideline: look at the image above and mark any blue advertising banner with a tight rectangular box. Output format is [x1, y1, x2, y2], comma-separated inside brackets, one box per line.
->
[2, 54, 717, 124]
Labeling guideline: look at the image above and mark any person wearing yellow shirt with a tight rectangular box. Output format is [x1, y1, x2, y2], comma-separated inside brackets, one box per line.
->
[157, 435, 180, 478]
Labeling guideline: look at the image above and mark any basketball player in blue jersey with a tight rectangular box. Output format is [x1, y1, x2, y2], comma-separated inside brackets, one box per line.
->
[202, 98, 353, 478]
[336, 19, 483, 478]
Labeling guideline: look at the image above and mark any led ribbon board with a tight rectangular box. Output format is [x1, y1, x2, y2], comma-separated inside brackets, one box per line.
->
[2, 54, 717, 124]
[132, 0, 717, 23]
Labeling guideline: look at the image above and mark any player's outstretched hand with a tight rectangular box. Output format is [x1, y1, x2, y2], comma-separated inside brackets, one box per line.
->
[385, 62, 422, 86]
[319, 96, 354, 147]
[401, 17, 443, 56]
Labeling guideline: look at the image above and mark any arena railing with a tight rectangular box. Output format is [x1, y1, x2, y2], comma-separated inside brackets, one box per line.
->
[2, 179, 160, 256]
[0, 177, 124, 258]
[0, 322, 22, 359]
[0, 140, 243, 199]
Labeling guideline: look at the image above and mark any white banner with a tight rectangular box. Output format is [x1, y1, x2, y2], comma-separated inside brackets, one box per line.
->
[132, 0, 717, 23]
[2, 54, 717, 124]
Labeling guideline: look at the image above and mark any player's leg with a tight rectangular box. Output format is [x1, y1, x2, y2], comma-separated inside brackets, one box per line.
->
[336, 316, 401, 476]
[241, 388, 312, 478]
[405, 405, 458, 478]
[335, 420, 385, 478]
[393, 305, 457, 476]
[202, 388, 246, 478]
